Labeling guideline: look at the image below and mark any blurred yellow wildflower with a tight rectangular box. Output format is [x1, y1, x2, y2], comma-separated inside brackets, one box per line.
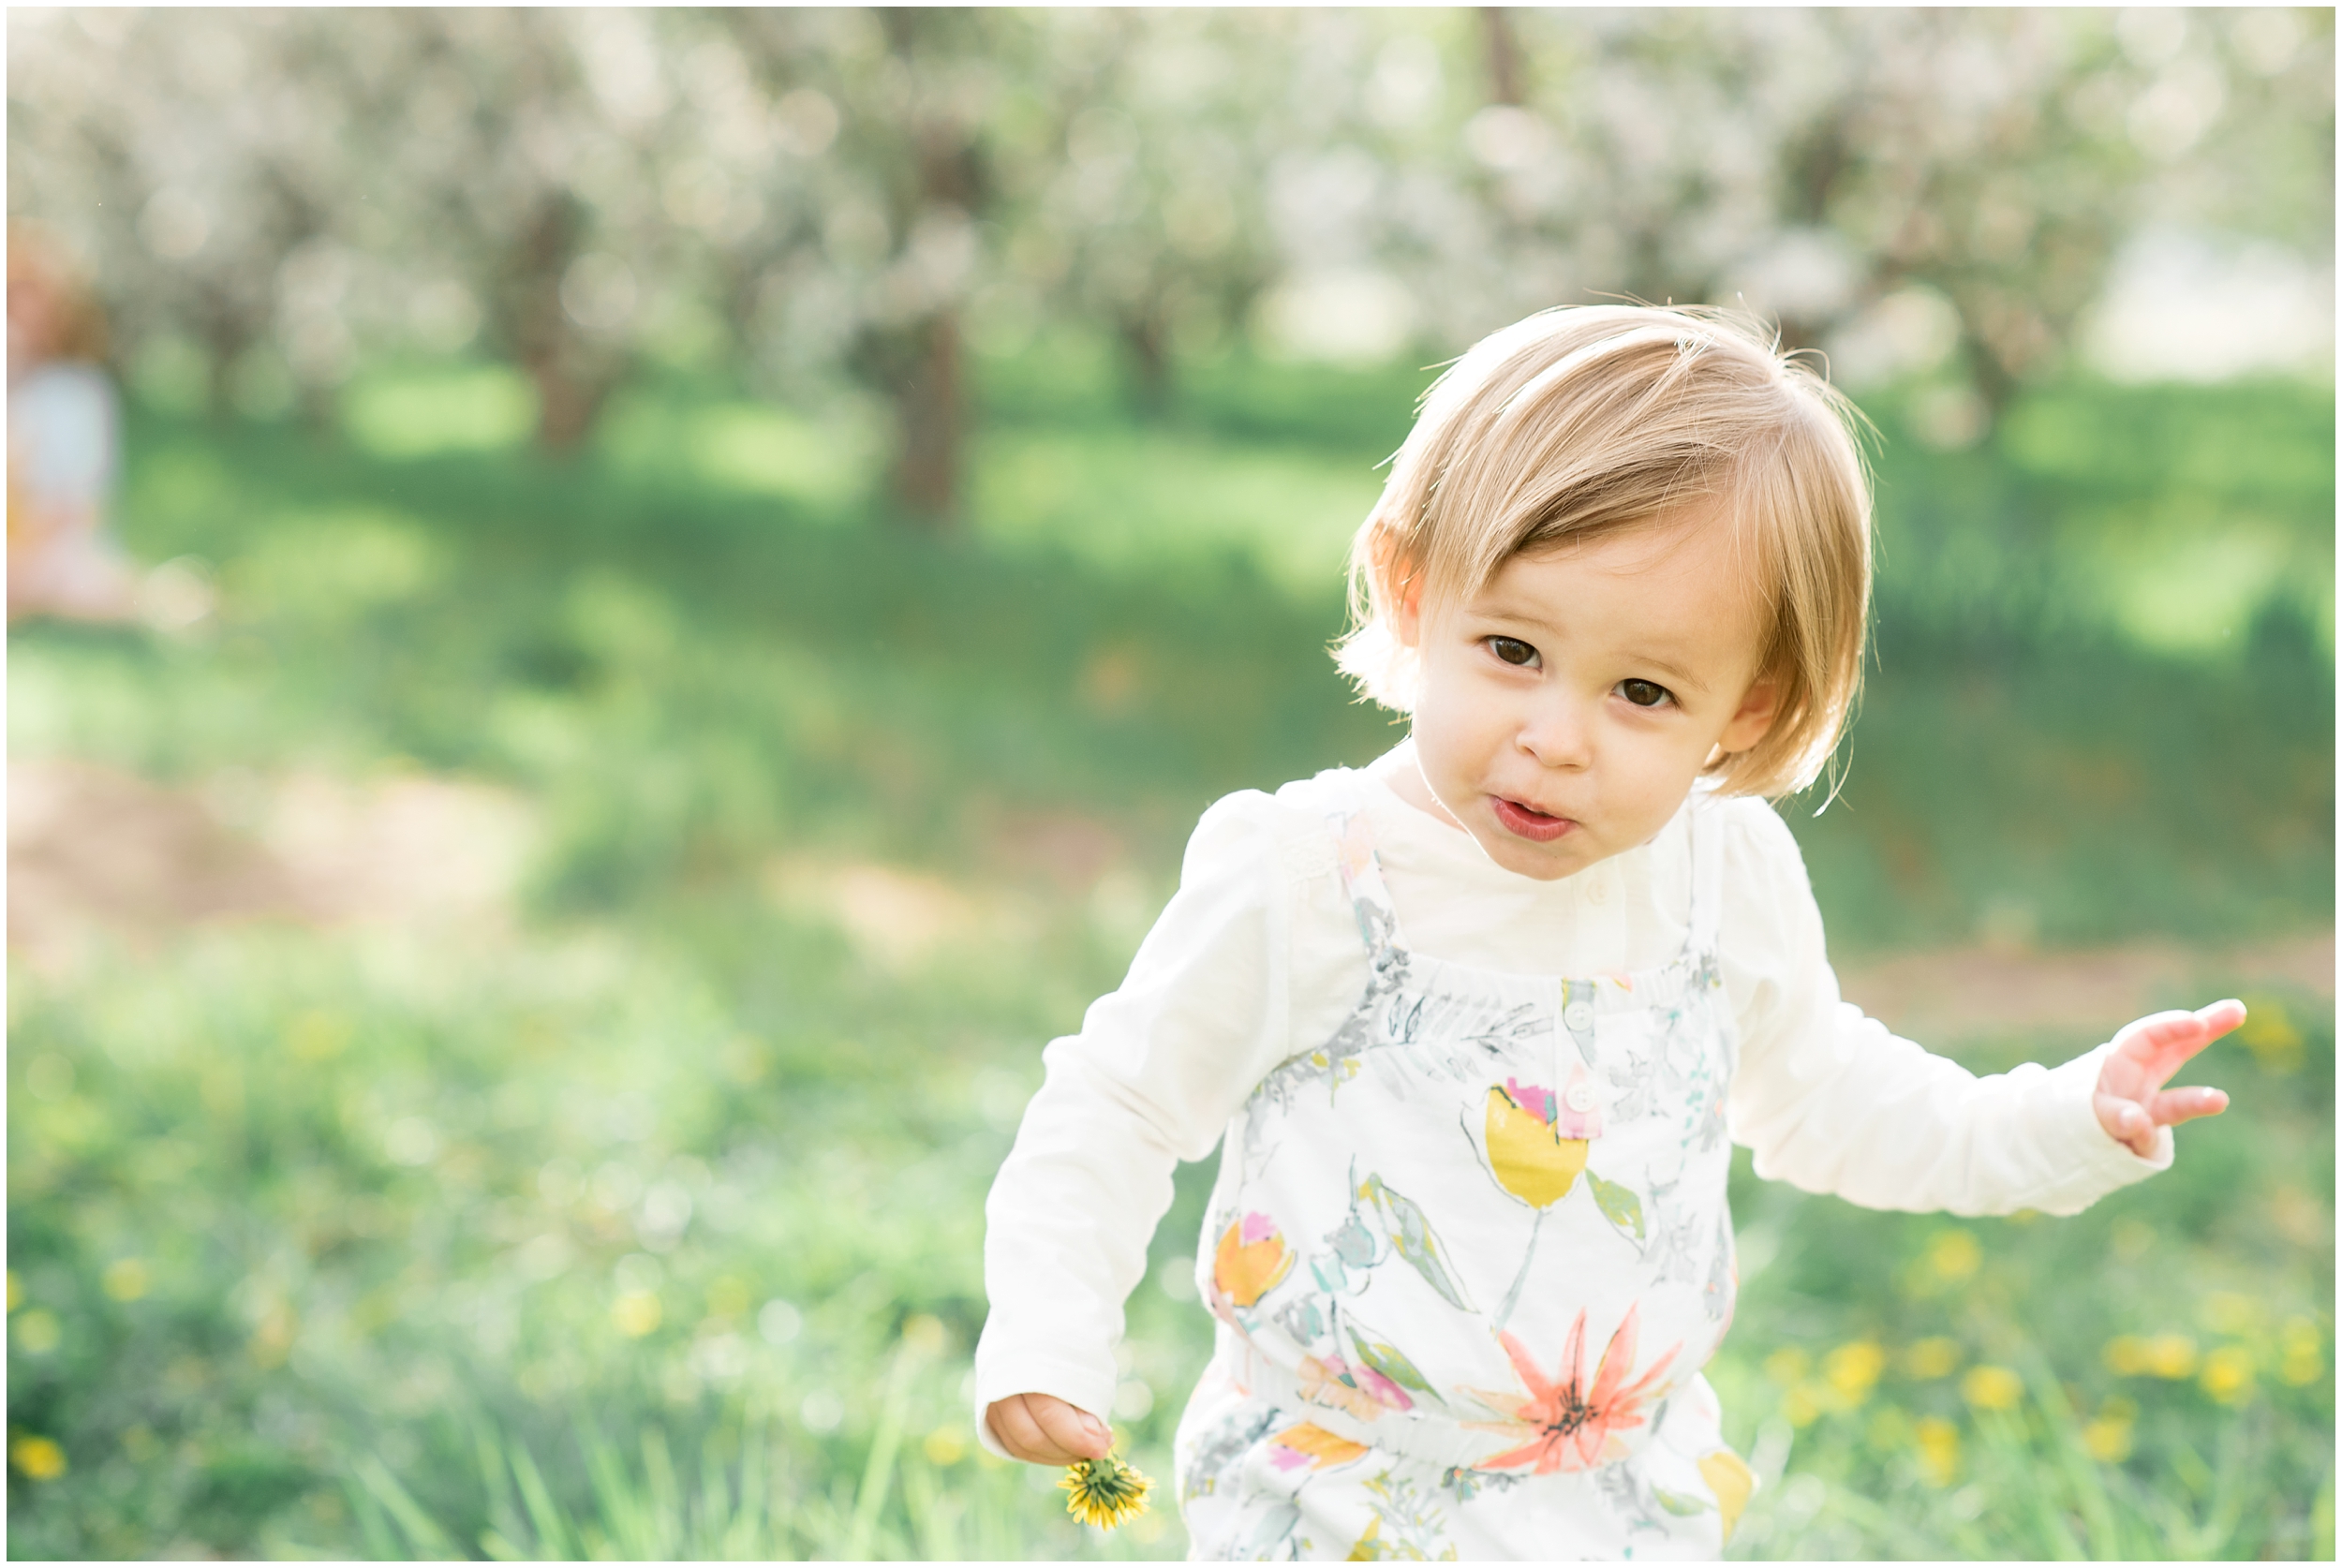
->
[1060, 1451, 1150, 1530]
[901, 1313, 947, 1356]
[6, 1272, 20, 1312]
[1961, 1364, 2023, 1411]
[2235, 998, 2302, 1072]
[1926, 1229, 1980, 1282]
[2200, 1345, 2254, 1405]
[612, 1292, 662, 1337]
[2143, 1333, 2199, 1379]
[1823, 1340, 1886, 1403]
[2081, 1412, 2133, 1463]
[1914, 1417, 1960, 1486]
[1781, 1383, 1823, 1427]
[2278, 1318, 2324, 1385]
[14, 1309, 61, 1354]
[102, 1258, 150, 1303]
[1762, 1347, 1810, 1385]
[1903, 1338, 1962, 1380]
[2200, 1292, 2260, 1337]
[9, 1434, 67, 1480]
[923, 1427, 967, 1467]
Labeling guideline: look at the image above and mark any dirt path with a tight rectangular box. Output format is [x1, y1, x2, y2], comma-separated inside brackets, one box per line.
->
[9, 758, 2333, 1044]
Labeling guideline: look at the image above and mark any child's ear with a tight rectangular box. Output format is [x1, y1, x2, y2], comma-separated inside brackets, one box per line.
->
[1378, 533, 1427, 650]
[1717, 675, 1781, 753]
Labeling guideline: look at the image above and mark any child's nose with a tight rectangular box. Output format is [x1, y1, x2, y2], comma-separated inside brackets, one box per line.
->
[1517, 693, 1593, 769]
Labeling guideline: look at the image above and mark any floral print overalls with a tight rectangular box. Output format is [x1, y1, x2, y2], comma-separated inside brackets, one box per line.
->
[1176, 778, 1755, 1561]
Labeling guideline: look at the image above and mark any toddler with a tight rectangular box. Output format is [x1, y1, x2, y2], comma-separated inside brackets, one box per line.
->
[974, 305, 2238, 1560]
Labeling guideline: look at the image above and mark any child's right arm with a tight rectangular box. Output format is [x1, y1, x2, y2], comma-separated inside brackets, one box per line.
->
[972, 791, 1323, 1460]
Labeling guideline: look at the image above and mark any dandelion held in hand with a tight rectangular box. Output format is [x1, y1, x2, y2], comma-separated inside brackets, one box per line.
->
[1060, 1450, 1151, 1530]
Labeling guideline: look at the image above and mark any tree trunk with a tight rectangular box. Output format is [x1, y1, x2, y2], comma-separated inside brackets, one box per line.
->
[1119, 308, 1172, 419]
[891, 309, 963, 526]
[1481, 7, 1525, 105]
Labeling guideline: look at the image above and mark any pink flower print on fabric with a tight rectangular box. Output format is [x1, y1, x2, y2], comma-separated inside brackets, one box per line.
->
[1555, 1062, 1603, 1141]
[1297, 1353, 1414, 1423]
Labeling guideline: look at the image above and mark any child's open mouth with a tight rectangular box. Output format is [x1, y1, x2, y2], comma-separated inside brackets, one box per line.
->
[1490, 796, 1576, 842]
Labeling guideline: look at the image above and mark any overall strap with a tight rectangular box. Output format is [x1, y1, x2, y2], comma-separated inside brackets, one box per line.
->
[1686, 792, 1726, 954]
[1325, 776, 1404, 956]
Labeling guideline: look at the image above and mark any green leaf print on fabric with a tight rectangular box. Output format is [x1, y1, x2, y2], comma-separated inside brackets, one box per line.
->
[1357, 1173, 1476, 1312]
[1586, 1170, 1646, 1241]
[1652, 1486, 1714, 1517]
[1347, 1325, 1436, 1396]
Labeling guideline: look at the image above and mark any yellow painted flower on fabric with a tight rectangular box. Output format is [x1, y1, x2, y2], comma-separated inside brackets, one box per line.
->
[1961, 1364, 2023, 1412]
[1483, 1081, 1589, 1207]
[1698, 1447, 1754, 1542]
[1267, 1422, 1371, 1472]
[1059, 1451, 1150, 1530]
[1211, 1213, 1295, 1309]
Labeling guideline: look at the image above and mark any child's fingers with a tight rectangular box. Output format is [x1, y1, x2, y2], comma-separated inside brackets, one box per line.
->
[2110, 1000, 2245, 1081]
[2093, 1091, 2158, 1158]
[2147, 1084, 2230, 1129]
[987, 1396, 1076, 1465]
[1032, 1397, 1113, 1460]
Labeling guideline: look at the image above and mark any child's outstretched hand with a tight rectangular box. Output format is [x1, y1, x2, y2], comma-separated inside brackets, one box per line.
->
[2094, 999, 2243, 1157]
[986, 1392, 1113, 1465]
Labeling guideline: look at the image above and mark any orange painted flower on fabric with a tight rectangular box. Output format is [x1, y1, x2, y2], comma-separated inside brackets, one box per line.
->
[1267, 1422, 1371, 1472]
[1466, 1305, 1681, 1473]
[1211, 1212, 1295, 1309]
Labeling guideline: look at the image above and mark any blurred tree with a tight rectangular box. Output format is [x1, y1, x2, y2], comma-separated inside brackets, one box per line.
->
[9, 6, 2330, 476]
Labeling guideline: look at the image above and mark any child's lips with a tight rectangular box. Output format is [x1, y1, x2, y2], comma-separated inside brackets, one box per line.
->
[1490, 796, 1576, 843]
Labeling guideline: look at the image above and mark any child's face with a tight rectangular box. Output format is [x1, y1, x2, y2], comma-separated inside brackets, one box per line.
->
[1394, 508, 1780, 881]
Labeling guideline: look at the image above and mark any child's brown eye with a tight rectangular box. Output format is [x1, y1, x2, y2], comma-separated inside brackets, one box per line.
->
[1489, 637, 1538, 667]
[1619, 679, 1671, 708]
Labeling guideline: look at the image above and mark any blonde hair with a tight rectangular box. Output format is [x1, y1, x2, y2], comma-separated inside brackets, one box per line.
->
[1335, 304, 1873, 799]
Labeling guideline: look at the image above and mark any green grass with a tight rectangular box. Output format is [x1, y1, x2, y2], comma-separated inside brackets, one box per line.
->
[7, 347, 2332, 1557]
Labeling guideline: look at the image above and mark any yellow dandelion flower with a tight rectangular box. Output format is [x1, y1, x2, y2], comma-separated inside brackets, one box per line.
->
[922, 1427, 967, 1467]
[1926, 1230, 1980, 1282]
[2102, 1335, 2149, 1376]
[1904, 1337, 1962, 1380]
[2200, 1345, 2254, 1405]
[1913, 1417, 1960, 1487]
[1961, 1364, 2023, 1412]
[2143, 1333, 2198, 1380]
[102, 1259, 150, 1303]
[2081, 1413, 2133, 1463]
[1762, 1347, 1810, 1385]
[1823, 1340, 1886, 1403]
[6, 1272, 20, 1312]
[9, 1435, 67, 1480]
[1060, 1451, 1151, 1530]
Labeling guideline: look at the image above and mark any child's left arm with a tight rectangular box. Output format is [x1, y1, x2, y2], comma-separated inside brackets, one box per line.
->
[2090, 1000, 2239, 1158]
[1721, 799, 2241, 1218]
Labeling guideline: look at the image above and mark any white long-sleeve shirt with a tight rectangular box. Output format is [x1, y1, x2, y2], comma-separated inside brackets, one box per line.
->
[974, 751, 2168, 1452]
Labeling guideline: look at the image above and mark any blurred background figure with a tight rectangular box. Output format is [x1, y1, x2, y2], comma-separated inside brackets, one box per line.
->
[7, 230, 139, 623]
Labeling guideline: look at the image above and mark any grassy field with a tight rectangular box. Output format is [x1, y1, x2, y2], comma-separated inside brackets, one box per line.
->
[7, 343, 2333, 1559]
